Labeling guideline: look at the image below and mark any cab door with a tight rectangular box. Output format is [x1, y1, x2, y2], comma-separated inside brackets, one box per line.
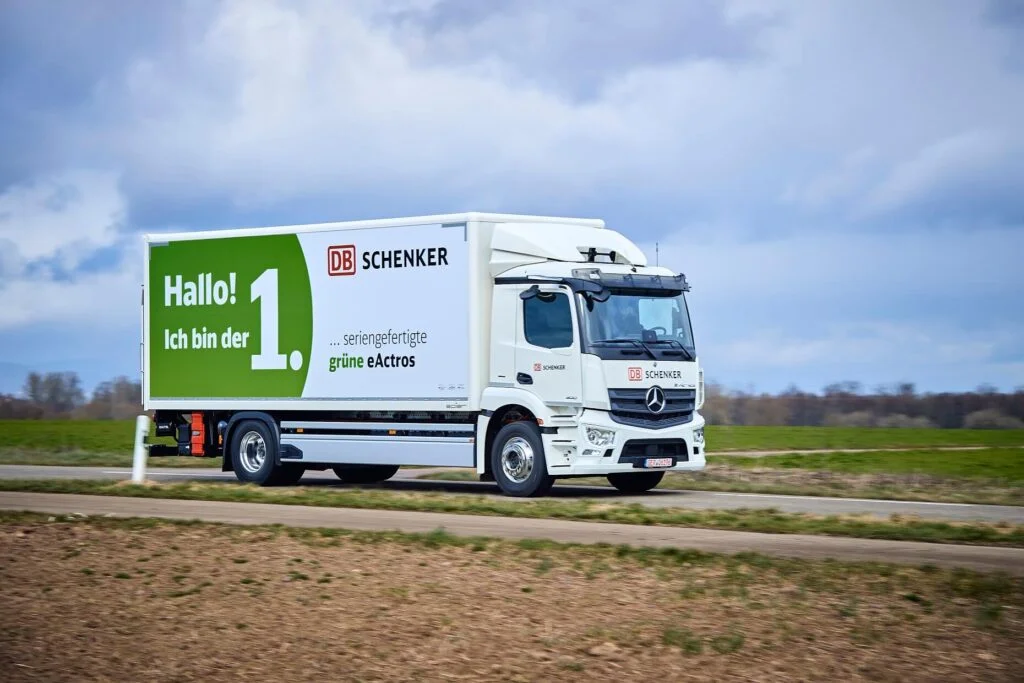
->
[514, 284, 583, 408]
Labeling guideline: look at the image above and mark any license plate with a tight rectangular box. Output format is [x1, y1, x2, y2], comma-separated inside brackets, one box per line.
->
[643, 457, 673, 468]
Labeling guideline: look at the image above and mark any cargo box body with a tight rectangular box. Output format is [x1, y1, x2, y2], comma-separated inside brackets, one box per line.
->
[142, 213, 600, 414]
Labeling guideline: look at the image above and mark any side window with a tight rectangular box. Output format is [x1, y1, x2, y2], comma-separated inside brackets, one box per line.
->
[524, 292, 574, 349]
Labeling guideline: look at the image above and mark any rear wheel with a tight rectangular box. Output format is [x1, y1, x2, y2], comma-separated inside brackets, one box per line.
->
[490, 421, 554, 497]
[332, 464, 400, 484]
[607, 471, 665, 494]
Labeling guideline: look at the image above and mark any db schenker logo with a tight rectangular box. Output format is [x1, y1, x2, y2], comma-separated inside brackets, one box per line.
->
[628, 367, 643, 381]
[328, 245, 356, 276]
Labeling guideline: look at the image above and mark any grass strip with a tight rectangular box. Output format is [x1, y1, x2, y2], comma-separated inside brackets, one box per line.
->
[1, 478, 1021, 547]
[706, 426, 1024, 451]
[419, 465, 1024, 507]
[0, 449, 221, 468]
[719, 448, 1024, 481]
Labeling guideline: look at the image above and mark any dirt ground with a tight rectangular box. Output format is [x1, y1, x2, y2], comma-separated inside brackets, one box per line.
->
[1, 514, 1022, 682]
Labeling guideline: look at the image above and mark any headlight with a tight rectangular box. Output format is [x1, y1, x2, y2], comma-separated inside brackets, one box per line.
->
[693, 427, 704, 443]
[585, 426, 615, 447]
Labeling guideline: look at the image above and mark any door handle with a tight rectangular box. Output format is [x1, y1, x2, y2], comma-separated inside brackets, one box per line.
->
[516, 372, 533, 385]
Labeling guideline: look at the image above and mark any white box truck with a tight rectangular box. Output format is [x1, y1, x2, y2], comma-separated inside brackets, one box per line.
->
[142, 212, 706, 496]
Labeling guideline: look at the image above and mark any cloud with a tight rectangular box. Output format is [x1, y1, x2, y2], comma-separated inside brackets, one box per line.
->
[0, 170, 125, 271]
[15, 0, 1010, 224]
[378, 0, 777, 99]
[643, 222, 1024, 390]
[781, 147, 879, 211]
[857, 129, 1024, 221]
[0, 170, 138, 330]
[0, 267, 140, 331]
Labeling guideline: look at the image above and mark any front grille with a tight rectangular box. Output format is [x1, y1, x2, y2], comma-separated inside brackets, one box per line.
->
[618, 439, 689, 466]
[608, 388, 696, 429]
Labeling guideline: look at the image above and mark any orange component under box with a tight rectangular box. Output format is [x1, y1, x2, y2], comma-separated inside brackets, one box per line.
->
[190, 412, 206, 456]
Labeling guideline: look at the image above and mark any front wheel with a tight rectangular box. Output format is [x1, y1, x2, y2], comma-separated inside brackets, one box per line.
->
[607, 470, 665, 494]
[490, 421, 554, 497]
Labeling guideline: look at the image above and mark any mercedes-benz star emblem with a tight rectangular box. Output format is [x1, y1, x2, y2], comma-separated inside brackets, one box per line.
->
[645, 386, 666, 414]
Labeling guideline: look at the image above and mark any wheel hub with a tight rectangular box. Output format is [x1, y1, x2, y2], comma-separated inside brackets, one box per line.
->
[500, 436, 534, 484]
[239, 431, 267, 474]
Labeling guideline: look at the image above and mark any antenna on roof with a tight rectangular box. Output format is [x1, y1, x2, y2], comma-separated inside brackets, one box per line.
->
[656, 242, 659, 267]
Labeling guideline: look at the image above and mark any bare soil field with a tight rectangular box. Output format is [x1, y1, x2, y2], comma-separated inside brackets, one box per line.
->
[1, 513, 1021, 682]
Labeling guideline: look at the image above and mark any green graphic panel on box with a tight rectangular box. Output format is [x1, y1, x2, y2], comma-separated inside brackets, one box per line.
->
[149, 234, 312, 398]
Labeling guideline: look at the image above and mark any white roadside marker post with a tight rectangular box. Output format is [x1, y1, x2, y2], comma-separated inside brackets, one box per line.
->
[132, 414, 150, 484]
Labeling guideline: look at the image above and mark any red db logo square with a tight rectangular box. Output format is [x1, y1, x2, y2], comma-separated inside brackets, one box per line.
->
[628, 367, 643, 381]
[328, 245, 356, 276]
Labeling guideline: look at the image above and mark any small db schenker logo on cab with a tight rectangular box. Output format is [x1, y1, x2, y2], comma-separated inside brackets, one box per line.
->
[328, 245, 356, 276]
[628, 367, 643, 381]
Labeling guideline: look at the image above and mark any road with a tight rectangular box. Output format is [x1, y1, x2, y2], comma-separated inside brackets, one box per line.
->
[1, 464, 1020, 523]
[1, 491, 1021, 575]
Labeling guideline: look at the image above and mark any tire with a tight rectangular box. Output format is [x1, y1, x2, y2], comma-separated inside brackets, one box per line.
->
[490, 421, 554, 497]
[332, 464, 400, 484]
[607, 470, 665, 494]
[230, 419, 280, 486]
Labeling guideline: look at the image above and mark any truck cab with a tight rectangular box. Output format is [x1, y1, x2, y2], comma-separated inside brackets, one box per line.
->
[477, 220, 706, 496]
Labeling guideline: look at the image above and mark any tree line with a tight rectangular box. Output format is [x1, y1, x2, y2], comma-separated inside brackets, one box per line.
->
[2, 371, 1023, 428]
[1, 372, 142, 420]
[704, 381, 1024, 429]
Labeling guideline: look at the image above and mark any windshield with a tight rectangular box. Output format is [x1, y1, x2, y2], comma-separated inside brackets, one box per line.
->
[580, 289, 696, 357]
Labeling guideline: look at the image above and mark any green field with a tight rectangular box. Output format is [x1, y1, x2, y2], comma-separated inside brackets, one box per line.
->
[2, 420, 1022, 457]
[0, 420, 146, 453]
[0, 420, 220, 468]
[722, 448, 1024, 482]
[706, 425, 1024, 451]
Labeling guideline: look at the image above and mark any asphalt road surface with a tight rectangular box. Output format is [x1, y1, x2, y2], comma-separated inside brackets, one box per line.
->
[1, 491, 1021, 575]
[0, 464, 1020, 523]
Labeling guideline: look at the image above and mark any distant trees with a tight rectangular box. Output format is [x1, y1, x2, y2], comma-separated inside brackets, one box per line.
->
[963, 409, 1024, 430]
[23, 371, 85, 416]
[76, 376, 142, 420]
[702, 381, 1024, 429]
[0, 372, 141, 419]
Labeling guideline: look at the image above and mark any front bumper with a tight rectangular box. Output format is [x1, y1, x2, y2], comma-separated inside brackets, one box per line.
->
[543, 409, 706, 477]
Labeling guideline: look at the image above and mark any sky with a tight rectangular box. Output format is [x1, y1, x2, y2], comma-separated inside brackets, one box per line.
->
[1, 0, 1023, 397]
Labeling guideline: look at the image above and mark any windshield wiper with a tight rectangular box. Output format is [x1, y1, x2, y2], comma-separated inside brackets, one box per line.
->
[592, 338, 695, 360]
[645, 339, 696, 360]
[590, 338, 656, 359]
